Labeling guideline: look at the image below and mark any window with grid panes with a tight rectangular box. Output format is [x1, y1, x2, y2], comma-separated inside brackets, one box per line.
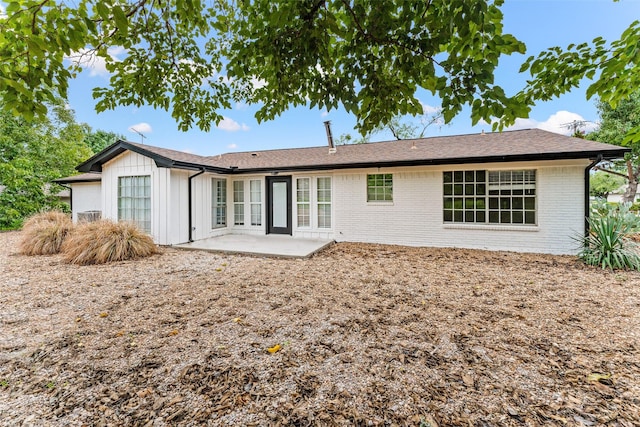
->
[118, 175, 151, 233]
[211, 178, 227, 228]
[233, 181, 244, 225]
[443, 170, 536, 225]
[317, 177, 332, 228]
[250, 180, 262, 226]
[367, 174, 393, 201]
[296, 178, 310, 227]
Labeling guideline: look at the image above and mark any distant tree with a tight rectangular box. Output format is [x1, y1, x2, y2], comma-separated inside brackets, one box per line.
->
[83, 127, 126, 154]
[587, 91, 640, 203]
[0, 103, 92, 229]
[337, 109, 445, 145]
[590, 171, 625, 199]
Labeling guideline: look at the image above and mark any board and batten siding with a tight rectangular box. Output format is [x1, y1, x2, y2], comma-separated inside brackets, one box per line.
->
[333, 159, 589, 255]
[70, 182, 102, 222]
[101, 151, 186, 245]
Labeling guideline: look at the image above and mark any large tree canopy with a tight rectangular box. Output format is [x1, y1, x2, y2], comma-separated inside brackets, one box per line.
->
[0, 102, 92, 228]
[0, 0, 638, 135]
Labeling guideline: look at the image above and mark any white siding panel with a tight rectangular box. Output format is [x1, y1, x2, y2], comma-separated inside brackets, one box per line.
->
[169, 170, 190, 244]
[334, 161, 588, 255]
[70, 182, 102, 222]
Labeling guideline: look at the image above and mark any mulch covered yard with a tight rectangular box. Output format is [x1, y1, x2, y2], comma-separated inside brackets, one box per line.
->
[1, 230, 639, 426]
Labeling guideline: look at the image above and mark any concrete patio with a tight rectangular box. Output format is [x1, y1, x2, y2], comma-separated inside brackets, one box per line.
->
[173, 234, 334, 258]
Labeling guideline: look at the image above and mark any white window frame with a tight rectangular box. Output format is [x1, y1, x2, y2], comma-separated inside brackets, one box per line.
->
[117, 175, 151, 233]
[367, 173, 393, 202]
[211, 178, 227, 229]
[230, 178, 263, 228]
[233, 180, 244, 226]
[296, 177, 311, 228]
[294, 176, 333, 230]
[443, 169, 537, 225]
[250, 179, 262, 227]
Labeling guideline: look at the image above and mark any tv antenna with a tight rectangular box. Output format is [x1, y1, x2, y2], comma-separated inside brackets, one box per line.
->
[560, 120, 593, 135]
[129, 127, 147, 144]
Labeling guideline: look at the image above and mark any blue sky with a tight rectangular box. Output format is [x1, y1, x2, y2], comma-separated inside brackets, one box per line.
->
[52, 1, 640, 155]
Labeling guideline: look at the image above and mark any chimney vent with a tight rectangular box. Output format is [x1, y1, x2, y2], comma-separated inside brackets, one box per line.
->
[324, 120, 335, 152]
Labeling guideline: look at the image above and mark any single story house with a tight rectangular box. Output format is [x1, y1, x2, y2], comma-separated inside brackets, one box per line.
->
[607, 185, 640, 204]
[56, 129, 628, 255]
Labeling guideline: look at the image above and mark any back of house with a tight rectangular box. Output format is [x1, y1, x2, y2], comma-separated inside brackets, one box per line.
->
[56, 129, 628, 255]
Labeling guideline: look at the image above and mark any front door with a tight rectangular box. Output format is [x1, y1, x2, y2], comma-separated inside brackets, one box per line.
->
[266, 176, 292, 235]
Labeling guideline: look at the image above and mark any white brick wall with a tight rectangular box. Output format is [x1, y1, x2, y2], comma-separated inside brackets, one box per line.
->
[334, 160, 589, 255]
[99, 152, 589, 254]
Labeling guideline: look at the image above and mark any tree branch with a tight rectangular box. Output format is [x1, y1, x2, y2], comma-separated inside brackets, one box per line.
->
[594, 165, 630, 180]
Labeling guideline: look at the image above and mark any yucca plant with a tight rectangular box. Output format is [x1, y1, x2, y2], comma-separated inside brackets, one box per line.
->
[578, 203, 640, 270]
[19, 210, 73, 255]
[61, 220, 158, 265]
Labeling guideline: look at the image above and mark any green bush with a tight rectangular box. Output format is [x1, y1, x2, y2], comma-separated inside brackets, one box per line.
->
[578, 203, 640, 270]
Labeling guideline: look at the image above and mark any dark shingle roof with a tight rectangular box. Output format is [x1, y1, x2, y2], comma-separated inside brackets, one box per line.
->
[77, 129, 629, 174]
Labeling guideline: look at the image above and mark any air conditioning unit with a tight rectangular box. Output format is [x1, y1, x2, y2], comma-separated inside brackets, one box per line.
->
[77, 210, 101, 223]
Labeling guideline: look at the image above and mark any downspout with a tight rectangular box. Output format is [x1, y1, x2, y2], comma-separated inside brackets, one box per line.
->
[188, 168, 206, 242]
[584, 155, 603, 237]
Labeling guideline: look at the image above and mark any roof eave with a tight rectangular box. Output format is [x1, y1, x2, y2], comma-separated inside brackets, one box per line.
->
[53, 177, 102, 184]
[225, 149, 630, 174]
[76, 140, 179, 172]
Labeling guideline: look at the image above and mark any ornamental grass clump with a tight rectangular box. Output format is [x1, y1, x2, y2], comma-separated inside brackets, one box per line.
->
[19, 210, 73, 255]
[578, 203, 640, 270]
[61, 220, 158, 265]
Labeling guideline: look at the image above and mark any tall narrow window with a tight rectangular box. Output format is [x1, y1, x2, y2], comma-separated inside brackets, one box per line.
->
[317, 177, 332, 228]
[118, 175, 151, 233]
[250, 179, 262, 226]
[233, 181, 244, 225]
[211, 178, 227, 228]
[296, 178, 310, 227]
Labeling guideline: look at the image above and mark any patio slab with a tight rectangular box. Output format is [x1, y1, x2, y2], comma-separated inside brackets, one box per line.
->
[173, 234, 334, 258]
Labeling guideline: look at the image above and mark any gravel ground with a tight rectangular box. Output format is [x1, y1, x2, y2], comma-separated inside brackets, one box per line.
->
[1, 230, 639, 426]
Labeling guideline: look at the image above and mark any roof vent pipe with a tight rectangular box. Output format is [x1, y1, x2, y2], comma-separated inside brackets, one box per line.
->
[324, 121, 335, 150]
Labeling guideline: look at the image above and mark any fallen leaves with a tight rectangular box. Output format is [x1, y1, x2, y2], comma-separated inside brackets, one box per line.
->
[267, 344, 281, 354]
[2, 232, 640, 426]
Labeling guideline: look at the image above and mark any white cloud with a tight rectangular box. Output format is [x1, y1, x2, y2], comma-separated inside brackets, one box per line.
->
[235, 102, 249, 110]
[129, 122, 152, 134]
[217, 117, 250, 132]
[0, 4, 7, 19]
[321, 110, 329, 117]
[250, 77, 267, 90]
[505, 110, 597, 135]
[227, 143, 238, 149]
[65, 46, 126, 77]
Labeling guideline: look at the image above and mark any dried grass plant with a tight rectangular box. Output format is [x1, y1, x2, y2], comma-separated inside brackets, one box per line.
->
[19, 210, 73, 255]
[61, 220, 158, 265]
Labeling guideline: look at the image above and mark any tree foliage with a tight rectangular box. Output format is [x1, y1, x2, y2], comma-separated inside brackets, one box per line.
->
[587, 91, 640, 203]
[83, 127, 126, 154]
[0, 1, 638, 135]
[0, 103, 92, 229]
[589, 171, 625, 199]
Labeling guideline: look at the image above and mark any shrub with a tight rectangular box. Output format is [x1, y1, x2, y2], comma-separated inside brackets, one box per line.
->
[578, 203, 640, 270]
[19, 210, 73, 255]
[61, 220, 158, 265]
